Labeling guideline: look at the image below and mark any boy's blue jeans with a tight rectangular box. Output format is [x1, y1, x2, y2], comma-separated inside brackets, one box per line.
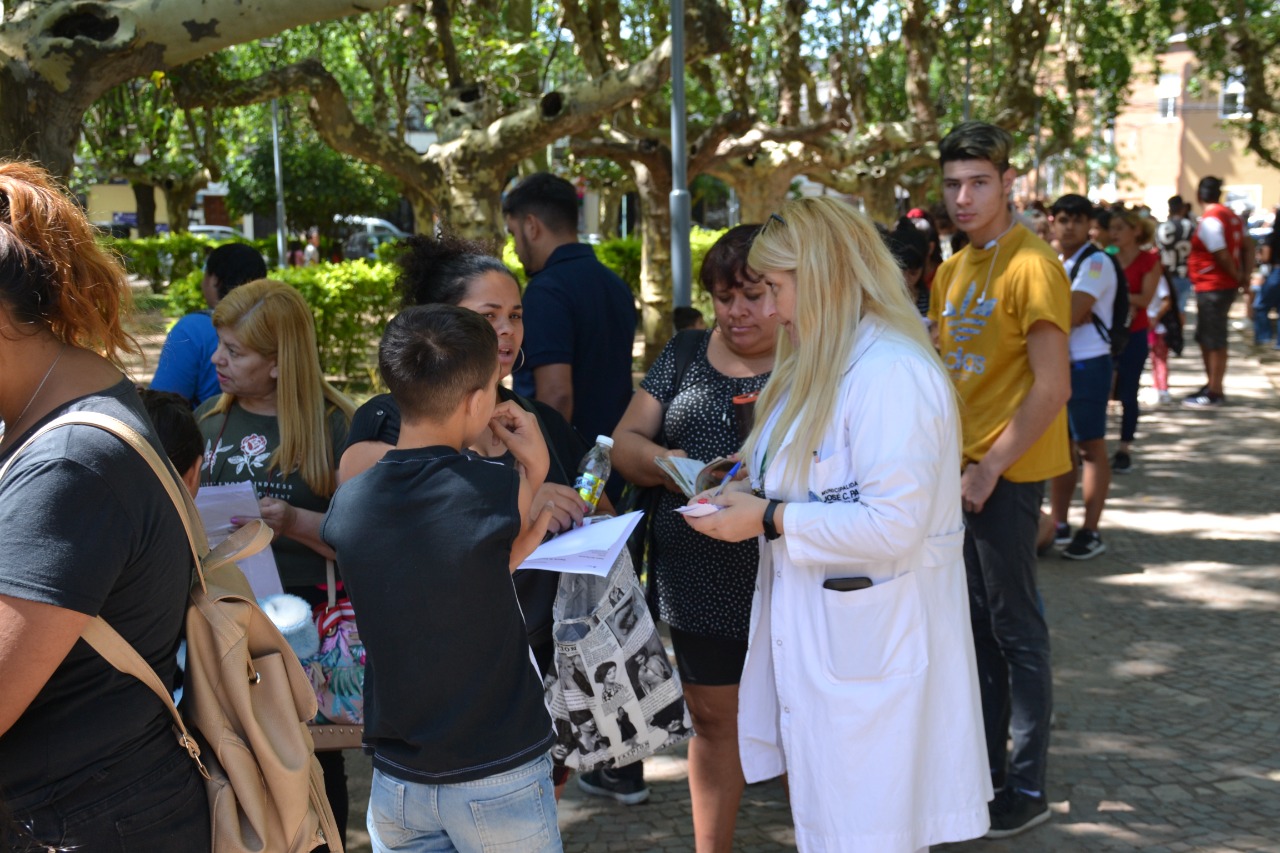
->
[368, 753, 562, 853]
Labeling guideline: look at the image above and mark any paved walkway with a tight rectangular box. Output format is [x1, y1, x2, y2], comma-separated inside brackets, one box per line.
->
[344, 310, 1280, 852]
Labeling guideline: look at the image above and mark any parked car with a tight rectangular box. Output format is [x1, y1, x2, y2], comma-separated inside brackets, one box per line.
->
[343, 230, 404, 261]
[335, 215, 408, 260]
[189, 224, 244, 240]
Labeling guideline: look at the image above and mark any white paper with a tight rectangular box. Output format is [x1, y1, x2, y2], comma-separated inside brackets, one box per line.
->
[674, 502, 722, 517]
[518, 511, 645, 576]
[193, 481, 284, 598]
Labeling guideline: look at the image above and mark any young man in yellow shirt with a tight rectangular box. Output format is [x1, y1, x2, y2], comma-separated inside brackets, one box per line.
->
[929, 121, 1073, 839]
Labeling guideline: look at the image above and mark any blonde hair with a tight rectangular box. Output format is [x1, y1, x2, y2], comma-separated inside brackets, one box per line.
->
[1111, 207, 1156, 245]
[204, 280, 354, 496]
[0, 161, 139, 362]
[744, 197, 951, 488]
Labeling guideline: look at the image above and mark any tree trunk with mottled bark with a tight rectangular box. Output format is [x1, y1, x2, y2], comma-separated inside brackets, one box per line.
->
[0, 0, 399, 177]
[163, 176, 206, 233]
[712, 154, 806, 224]
[131, 181, 157, 237]
[632, 160, 674, 368]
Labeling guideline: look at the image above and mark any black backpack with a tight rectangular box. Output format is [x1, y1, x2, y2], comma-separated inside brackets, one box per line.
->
[1155, 282, 1185, 357]
[1069, 245, 1131, 358]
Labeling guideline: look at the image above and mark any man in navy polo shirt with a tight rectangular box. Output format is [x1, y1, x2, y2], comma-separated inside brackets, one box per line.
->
[504, 173, 647, 805]
[503, 173, 637, 444]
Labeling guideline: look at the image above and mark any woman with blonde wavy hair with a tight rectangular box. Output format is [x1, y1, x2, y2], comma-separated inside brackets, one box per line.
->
[686, 197, 991, 852]
[195, 278, 355, 835]
[0, 160, 210, 849]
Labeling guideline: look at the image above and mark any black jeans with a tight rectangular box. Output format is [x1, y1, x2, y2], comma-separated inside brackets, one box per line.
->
[3, 740, 209, 853]
[964, 477, 1052, 794]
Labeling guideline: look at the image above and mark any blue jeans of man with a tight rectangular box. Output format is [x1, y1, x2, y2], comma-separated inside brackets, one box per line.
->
[1169, 274, 1192, 315]
[964, 477, 1052, 794]
[1253, 268, 1280, 346]
[368, 753, 562, 853]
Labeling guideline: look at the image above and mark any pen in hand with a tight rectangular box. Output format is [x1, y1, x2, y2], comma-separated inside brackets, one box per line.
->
[714, 460, 743, 497]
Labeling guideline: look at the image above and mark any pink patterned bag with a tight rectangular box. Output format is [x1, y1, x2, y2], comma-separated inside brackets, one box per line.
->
[304, 563, 365, 750]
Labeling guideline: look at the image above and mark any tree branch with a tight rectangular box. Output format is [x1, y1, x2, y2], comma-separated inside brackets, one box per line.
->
[4, 0, 400, 94]
[430, 0, 465, 89]
[172, 58, 437, 198]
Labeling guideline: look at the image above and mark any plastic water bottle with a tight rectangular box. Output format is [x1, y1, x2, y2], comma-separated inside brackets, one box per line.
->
[575, 436, 614, 511]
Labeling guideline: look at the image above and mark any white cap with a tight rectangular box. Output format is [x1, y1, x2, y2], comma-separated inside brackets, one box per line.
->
[595, 435, 614, 448]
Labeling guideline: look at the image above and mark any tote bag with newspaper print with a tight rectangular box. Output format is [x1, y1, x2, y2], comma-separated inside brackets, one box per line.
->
[546, 550, 692, 773]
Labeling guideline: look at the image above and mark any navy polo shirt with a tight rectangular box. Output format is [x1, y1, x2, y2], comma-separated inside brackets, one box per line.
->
[513, 243, 637, 442]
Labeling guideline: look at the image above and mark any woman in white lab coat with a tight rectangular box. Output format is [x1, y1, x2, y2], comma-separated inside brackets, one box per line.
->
[686, 197, 991, 853]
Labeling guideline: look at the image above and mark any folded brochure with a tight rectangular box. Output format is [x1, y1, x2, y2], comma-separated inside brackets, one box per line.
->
[654, 456, 737, 498]
[517, 510, 645, 576]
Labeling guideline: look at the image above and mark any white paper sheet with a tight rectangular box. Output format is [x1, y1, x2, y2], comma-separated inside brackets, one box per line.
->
[193, 481, 283, 598]
[674, 502, 722, 517]
[517, 511, 645, 576]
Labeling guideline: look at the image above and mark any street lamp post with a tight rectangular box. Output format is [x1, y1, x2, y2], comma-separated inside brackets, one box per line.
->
[670, 0, 692, 309]
[261, 39, 287, 270]
[270, 97, 287, 269]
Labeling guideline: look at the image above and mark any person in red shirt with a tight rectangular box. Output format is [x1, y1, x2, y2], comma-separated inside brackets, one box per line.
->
[1108, 208, 1161, 473]
[1184, 177, 1247, 407]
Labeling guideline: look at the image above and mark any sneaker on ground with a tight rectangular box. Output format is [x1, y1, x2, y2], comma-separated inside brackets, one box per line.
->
[1052, 522, 1072, 547]
[1112, 450, 1133, 474]
[1157, 390, 1173, 405]
[1062, 529, 1106, 560]
[577, 768, 651, 805]
[985, 789, 1051, 839]
[1183, 391, 1226, 408]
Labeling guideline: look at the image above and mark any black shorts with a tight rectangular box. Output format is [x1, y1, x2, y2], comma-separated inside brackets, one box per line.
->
[1194, 288, 1237, 350]
[668, 626, 748, 686]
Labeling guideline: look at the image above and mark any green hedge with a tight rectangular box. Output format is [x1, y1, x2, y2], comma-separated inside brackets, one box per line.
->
[156, 228, 730, 389]
[105, 234, 278, 288]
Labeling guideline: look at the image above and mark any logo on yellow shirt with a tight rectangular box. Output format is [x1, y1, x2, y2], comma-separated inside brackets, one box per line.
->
[941, 281, 999, 375]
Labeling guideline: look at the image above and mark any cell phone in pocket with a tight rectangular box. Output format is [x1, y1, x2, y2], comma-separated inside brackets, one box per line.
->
[822, 576, 873, 592]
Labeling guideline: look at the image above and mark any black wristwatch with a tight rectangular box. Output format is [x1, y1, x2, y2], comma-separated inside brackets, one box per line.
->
[762, 500, 783, 541]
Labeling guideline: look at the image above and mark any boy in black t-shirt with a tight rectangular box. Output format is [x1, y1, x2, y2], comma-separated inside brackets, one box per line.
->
[322, 305, 561, 851]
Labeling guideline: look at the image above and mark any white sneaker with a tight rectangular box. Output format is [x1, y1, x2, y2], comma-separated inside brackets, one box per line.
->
[1157, 390, 1173, 405]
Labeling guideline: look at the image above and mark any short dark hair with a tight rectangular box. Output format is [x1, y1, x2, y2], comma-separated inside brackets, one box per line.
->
[378, 304, 498, 424]
[138, 389, 204, 473]
[205, 243, 267, 300]
[1197, 176, 1223, 203]
[395, 232, 516, 309]
[699, 223, 762, 293]
[673, 306, 703, 330]
[1050, 193, 1094, 218]
[1168, 195, 1186, 215]
[501, 173, 579, 234]
[884, 217, 929, 272]
[939, 121, 1013, 174]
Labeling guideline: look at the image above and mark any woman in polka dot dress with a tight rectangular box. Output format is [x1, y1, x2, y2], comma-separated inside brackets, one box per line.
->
[612, 225, 779, 853]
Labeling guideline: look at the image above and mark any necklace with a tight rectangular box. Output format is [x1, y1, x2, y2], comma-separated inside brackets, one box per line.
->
[5, 344, 64, 439]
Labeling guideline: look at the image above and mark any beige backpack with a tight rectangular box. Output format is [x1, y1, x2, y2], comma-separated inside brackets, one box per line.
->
[1, 413, 343, 853]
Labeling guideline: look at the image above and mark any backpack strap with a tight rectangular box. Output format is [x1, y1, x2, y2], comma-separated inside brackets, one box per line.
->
[658, 329, 707, 444]
[0, 413, 274, 774]
[80, 617, 211, 780]
[1067, 245, 1120, 346]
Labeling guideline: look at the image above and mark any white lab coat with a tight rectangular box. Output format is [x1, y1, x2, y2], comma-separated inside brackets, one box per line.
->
[740, 318, 991, 852]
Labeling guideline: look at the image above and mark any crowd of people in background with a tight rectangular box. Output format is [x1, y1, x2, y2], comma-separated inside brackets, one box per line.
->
[0, 115, 1270, 853]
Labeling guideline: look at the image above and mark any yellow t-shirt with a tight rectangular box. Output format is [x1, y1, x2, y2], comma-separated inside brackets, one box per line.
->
[929, 223, 1072, 483]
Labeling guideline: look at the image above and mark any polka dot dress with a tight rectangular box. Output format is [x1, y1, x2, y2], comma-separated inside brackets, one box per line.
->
[640, 332, 771, 640]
